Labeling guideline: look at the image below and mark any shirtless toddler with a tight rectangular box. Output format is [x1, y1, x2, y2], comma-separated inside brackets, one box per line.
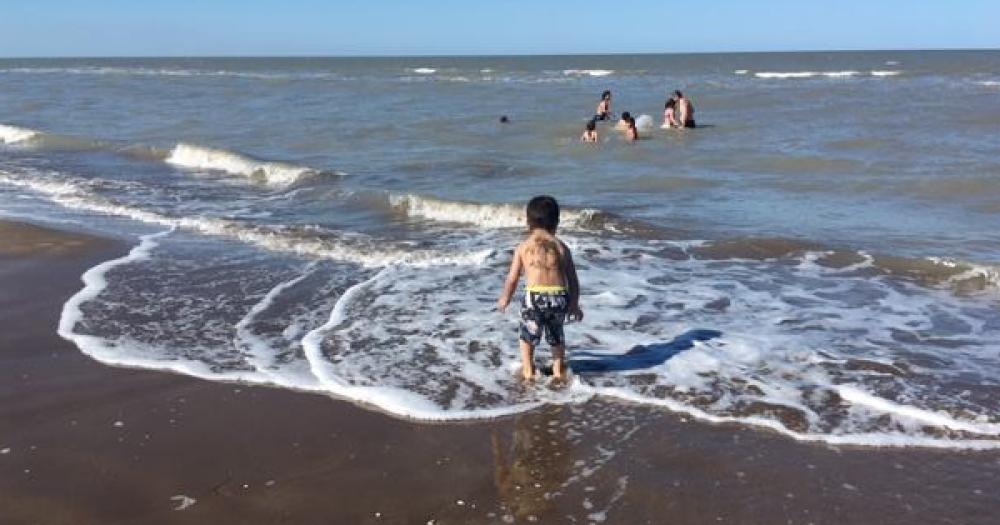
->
[497, 196, 583, 380]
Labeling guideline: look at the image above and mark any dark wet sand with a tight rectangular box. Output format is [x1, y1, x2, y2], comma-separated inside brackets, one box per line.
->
[2, 220, 998, 525]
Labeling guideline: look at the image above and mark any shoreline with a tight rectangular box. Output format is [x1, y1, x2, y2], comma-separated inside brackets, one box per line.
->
[2, 218, 999, 524]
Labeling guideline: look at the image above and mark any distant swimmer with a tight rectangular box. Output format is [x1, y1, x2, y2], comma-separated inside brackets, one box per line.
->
[580, 119, 598, 142]
[497, 196, 583, 382]
[500, 115, 510, 123]
[673, 90, 696, 128]
[595, 90, 612, 121]
[615, 111, 632, 131]
[625, 115, 639, 141]
[662, 98, 679, 129]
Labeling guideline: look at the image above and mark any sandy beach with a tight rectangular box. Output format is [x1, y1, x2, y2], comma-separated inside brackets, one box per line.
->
[0, 219, 997, 524]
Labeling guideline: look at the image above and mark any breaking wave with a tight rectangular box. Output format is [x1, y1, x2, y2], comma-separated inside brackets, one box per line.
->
[563, 69, 614, 77]
[389, 193, 608, 231]
[753, 70, 901, 79]
[165, 143, 320, 187]
[0, 124, 40, 144]
[0, 170, 486, 268]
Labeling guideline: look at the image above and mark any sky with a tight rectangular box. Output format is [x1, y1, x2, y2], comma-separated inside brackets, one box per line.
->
[1, 0, 998, 57]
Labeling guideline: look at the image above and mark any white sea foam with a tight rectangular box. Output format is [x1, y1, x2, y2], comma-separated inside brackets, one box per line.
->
[0, 171, 488, 268]
[754, 71, 861, 79]
[0, 124, 40, 144]
[45, 200, 1000, 448]
[978, 81, 1000, 87]
[734, 69, 749, 75]
[755, 71, 818, 79]
[165, 143, 317, 187]
[836, 386, 1000, 436]
[754, 70, 897, 79]
[13, 161, 1000, 449]
[411, 68, 437, 74]
[389, 193, 603, 230]
[563, 69, 614, 77]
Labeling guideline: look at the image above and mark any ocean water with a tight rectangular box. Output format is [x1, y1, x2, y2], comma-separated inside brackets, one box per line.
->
[2, 51, 1000, 449]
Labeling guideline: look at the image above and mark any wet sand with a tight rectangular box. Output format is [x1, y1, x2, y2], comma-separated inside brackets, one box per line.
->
[1, 220, 998, 524]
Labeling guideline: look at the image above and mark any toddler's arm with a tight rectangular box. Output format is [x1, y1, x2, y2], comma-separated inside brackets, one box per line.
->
[563, 246, 583, 321]
[497, 246, 523, 313]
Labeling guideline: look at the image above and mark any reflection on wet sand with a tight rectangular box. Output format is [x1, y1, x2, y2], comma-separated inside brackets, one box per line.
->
[492, 407, 572, 522]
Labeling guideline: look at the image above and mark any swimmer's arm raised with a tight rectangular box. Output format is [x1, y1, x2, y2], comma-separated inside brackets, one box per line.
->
[497, 246, 523, 313]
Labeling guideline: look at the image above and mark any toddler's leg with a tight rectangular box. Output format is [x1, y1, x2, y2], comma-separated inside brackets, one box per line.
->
[551, 344, 566, 380]
[519, 340, 536, 380]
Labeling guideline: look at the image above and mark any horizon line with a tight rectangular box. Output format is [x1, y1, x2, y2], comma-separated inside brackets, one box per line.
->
[1, 47, 997, 60]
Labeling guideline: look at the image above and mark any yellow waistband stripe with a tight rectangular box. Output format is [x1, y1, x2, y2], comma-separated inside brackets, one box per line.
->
[526, 284, 567, 293]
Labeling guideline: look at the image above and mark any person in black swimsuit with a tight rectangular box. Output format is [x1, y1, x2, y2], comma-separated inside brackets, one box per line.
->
[594, 90, 612, 121]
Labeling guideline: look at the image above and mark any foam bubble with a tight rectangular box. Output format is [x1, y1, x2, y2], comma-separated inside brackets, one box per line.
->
[166, 143, 317, 187]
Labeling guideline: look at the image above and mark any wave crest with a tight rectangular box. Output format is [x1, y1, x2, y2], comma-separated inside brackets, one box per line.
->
[752, 70, 899, 79]
[389, 194, 607, 230]
[563, 69, 614, 77]
[166, 143, 318, 187]
[0, 124, 41, 145]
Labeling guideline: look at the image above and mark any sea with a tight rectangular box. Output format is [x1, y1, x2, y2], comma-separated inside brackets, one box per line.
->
[2, 51, 999, 449]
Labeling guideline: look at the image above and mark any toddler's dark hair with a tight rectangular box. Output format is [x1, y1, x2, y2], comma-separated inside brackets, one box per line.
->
[621, 111, 631, 120]
[665, 99, 676, 109]
[585, 119, 596, 131]
[601, 90, 611, 99]
[526, 195, 560, 232]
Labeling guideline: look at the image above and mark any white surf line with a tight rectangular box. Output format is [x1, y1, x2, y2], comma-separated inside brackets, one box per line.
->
[300, 266, 544, 421]
[58, 229, 339, 391]
[836, 385, 1000, 436]
[58, 229, 257, 382]
[0, 172, 491, 268]
[233, 262, 325, 389]
[59, 229, 173, 341]
[595, 387, 1000, 450]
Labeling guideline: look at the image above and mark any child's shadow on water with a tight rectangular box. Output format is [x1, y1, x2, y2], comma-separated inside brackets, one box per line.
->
[569, 329, 722, 373]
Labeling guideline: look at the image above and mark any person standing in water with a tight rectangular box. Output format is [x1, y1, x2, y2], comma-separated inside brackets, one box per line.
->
[625, 115, 639, 141]
[615, 111, 632, 131]
[580, 119, 598, 142]
[497, 196, 583, 381]
[595, 90, 612, 121]
[673, 90, 696, 128]
[662, 98, 679, 129]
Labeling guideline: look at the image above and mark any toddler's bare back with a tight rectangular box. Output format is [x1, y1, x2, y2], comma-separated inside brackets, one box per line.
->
[518, 231, 568, 287]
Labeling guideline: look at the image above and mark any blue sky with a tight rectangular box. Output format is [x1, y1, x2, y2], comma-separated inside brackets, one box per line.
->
[1, 1, 998, 57]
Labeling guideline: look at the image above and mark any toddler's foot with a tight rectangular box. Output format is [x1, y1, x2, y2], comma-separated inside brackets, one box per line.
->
[521, 365, 536, 382]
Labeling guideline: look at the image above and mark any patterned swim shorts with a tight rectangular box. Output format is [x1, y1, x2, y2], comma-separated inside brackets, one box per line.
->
[519, 287, 569, 347]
